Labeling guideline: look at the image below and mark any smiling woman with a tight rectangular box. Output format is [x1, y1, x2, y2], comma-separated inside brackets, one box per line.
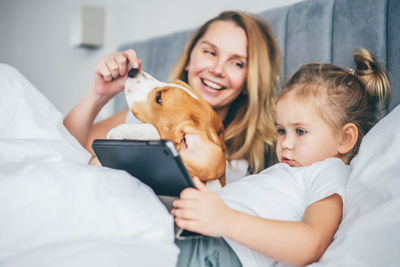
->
[63, 10, 282, 184]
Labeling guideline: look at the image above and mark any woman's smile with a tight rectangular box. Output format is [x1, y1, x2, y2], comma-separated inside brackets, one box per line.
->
[201, 78, 225, 91]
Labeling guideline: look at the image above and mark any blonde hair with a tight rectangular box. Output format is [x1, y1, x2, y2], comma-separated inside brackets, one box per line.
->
[279, 48, 391, 163]
[169, 10, 282, 173]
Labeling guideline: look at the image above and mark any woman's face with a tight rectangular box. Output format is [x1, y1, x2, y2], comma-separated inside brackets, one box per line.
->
[186, 20, 248, 120]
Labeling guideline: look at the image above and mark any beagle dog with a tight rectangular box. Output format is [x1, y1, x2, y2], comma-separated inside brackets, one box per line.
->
[107, 69, 226, 187]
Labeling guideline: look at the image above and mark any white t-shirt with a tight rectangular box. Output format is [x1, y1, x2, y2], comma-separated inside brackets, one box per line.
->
[225, 158, 249, 184]
[217, 158, 351, 267]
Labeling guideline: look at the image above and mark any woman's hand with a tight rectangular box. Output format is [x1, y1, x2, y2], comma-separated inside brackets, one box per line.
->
[88, 156, 102, 166]
[171, 177, 231, 237]
[92, 49, 142, 101]
[63, 49, 140, 149]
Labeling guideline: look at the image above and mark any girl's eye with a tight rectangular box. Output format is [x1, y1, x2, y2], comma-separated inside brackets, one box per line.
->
[296, 128, 307, 135]
[277, 128, 286, 135]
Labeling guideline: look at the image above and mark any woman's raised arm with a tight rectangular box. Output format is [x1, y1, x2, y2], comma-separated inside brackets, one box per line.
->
[63, 49, 140, 153]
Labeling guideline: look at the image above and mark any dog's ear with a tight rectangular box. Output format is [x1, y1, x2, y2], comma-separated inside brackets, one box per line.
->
[202, 112, 226, 152]
[171, 79, 226, 150]
[214, 116, 227, 151]
[176, 130, 226, 182]
[218, 129, 226, 151]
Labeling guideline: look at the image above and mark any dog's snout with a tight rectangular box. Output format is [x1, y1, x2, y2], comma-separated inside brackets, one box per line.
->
[128, 68, 140, 78]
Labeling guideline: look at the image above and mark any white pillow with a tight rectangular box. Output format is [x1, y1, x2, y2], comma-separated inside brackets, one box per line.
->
[310, 105, 400, 266]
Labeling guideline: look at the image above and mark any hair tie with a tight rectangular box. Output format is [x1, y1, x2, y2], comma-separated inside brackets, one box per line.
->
[348, 68, 355, 75]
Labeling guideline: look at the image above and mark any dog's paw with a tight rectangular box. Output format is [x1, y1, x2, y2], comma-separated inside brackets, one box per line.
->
[106, 123, 161, 140]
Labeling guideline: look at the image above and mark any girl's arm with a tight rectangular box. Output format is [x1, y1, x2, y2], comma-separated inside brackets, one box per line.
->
[172, 177, 342, 266]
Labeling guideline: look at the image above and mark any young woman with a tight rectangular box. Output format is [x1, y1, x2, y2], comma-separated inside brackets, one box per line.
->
[172, 48, 392, 266]
[63, 11, 282, 183]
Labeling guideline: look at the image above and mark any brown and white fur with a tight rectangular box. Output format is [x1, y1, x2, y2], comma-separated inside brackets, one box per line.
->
[107, 69, 226, 187]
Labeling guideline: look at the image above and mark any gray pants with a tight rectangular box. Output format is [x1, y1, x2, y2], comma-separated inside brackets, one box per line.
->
[175, 236, 242, 267]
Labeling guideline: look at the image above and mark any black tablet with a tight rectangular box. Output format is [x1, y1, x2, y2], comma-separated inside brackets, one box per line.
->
[92, 139, 194, 197]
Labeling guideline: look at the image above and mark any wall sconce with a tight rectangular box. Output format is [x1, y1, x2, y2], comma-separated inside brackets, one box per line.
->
[70, 5, 104, 49]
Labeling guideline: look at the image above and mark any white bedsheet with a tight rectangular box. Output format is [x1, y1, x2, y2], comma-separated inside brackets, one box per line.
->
[0, 64, 179, 267]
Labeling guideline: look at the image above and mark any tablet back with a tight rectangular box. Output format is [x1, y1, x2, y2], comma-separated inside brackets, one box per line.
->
[92, 139, 194, 197]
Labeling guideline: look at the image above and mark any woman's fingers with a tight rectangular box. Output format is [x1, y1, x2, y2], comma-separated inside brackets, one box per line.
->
[98, 50, 137, 82]
[94, 49, 142, 83]
[106, 61, 119, 80]
[123, 49, 141, 69]
[104, 52, 124, 80]
[115, 53, 129, 76]
[95, 60, 112, 82]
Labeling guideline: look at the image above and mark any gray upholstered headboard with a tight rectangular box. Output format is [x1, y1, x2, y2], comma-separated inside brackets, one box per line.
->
[115, 0, 400, 113]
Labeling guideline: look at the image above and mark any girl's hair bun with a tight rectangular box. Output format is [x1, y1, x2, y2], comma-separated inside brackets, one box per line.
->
[354, 48, 391, 107]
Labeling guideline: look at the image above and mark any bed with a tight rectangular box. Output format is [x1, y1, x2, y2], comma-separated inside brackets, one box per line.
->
[1, 0, 400, 266]
[1, 64, 399, 267]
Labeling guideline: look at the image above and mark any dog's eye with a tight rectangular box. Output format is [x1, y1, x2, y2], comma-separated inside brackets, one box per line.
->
[155, 91, 162, 105]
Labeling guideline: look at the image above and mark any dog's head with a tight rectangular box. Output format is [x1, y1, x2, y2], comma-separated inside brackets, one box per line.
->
[124, 69, 226, 186]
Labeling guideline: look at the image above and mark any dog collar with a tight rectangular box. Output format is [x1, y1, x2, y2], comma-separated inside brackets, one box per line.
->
[167, 83, 199, 100]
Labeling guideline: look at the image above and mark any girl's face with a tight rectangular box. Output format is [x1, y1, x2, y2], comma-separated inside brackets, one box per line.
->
[275, 93, 342, 167]
[185, 20, 248, 120]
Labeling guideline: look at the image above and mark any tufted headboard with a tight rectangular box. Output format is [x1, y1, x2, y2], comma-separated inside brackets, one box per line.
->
[115, 0, 400, 113]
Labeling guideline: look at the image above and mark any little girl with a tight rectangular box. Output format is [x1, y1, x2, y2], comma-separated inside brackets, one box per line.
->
[171, 48, 391, 267]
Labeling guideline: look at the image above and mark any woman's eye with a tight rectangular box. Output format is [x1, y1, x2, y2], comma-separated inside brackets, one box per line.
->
[204, 50, 216, 56]
[155, 91, 162, 105]
[296, 128, 307, 135]
[277, 128, 285, 135]
[233, 61, 244, 68]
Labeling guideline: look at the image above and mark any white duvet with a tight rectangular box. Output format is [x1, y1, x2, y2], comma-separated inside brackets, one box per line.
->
[0, 64, 179, 267]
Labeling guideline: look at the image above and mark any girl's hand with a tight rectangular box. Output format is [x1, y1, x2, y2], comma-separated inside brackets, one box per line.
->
[92, 49, 142, 101]
[171, 177, 230, 237]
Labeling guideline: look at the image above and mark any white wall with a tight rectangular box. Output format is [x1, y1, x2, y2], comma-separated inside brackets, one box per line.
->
[104, 0, 304, 52]
[0, 0, 106, 117]
[0, 0, 303, 118]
